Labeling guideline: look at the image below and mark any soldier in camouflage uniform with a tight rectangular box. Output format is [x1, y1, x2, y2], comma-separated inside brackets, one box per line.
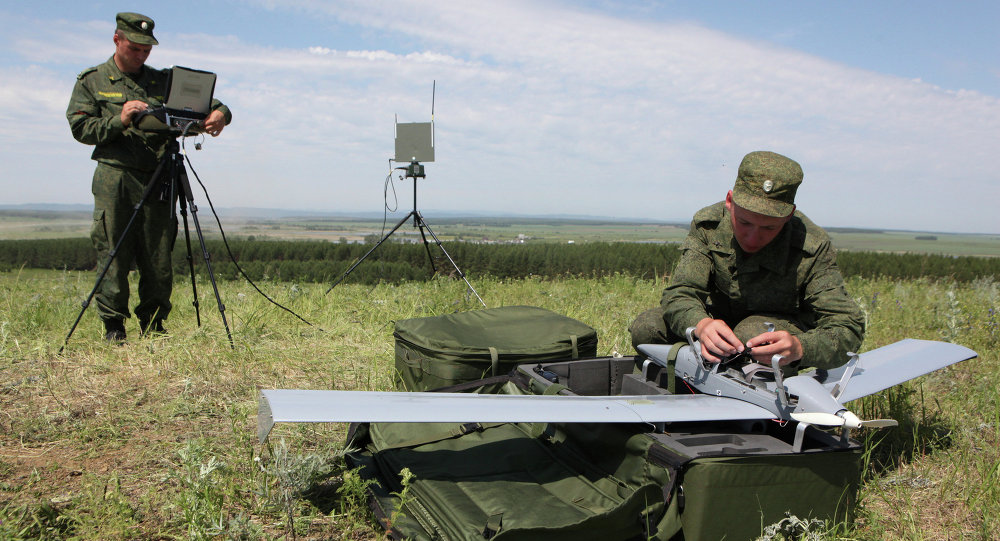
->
[66, 12, 232, 341]
[629, 151, 864, 370]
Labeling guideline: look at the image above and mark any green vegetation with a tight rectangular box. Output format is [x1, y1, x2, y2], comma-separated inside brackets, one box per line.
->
[0, 269, 998, 539]
[4, 238, 1000, 285]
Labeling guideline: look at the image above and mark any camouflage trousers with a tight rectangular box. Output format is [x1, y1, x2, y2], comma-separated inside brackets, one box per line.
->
[628, 308, 804, 352]
[90, 162, 177, 323]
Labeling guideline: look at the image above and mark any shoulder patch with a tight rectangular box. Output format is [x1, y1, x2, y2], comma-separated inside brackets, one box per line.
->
[76, 66, 98, 80]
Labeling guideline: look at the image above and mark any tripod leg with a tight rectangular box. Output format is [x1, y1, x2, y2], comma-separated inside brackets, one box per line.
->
[412, 215, 486, 307]
[326, 211, 416, 293]
[60, 157, 172, 353]
[177, 192, 201, 327]
[176, 162, 234, 348]
[415, 219, 438, 274]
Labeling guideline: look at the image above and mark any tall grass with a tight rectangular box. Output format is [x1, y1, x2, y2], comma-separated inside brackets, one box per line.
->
[0, 269, 997, 539]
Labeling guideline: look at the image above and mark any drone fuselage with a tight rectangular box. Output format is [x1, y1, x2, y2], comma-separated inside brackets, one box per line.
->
[662, 345, 851, 425]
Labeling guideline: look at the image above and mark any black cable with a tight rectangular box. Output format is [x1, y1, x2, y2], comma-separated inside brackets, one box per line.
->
[367, 160, 406, 293]
[180, 138, 324, 331]
[384, 158, 400, 215]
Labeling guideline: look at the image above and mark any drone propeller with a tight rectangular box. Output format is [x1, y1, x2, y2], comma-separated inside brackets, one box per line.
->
[856, 418, 899, 428]
[791, 410, 898, 429]
[837, 409, 900, 429]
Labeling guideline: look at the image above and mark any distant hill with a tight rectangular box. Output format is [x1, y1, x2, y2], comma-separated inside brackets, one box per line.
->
[826, 226, 888, 234]
[2, 205, 996, 240]
[0, 204, 681, 227]
[0, 207, 91, 219]
[0, 203, 91, 213]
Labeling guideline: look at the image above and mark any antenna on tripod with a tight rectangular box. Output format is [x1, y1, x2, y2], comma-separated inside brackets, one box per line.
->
[325, 81, 485, 306]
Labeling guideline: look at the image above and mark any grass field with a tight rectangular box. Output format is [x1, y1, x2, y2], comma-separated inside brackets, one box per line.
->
[1, 269, 998, 539]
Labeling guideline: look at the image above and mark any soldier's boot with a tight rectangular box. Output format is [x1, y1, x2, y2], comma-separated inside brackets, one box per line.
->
[139, 318, 167, 337]
[104, 318, 127, 343]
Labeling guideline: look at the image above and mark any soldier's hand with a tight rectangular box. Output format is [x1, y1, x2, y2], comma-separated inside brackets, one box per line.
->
[746, 331, 803, 365]
[694, 318, 744, 362]
[202, 110, 226, 137]
[120, 100, 149, 128]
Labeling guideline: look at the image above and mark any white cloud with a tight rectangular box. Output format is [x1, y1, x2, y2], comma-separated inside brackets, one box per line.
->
[1, 1, 998, 233]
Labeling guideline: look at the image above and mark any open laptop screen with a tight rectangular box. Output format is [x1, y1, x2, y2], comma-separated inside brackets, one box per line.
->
[164, 66, 216, 120]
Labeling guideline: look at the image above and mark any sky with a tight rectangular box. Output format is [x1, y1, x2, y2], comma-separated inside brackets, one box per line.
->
[2, 0, 998, 234]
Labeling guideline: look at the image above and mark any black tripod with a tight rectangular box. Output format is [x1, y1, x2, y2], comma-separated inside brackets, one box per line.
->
[326, 162, 485, 307]
[61, 134, 233, 352]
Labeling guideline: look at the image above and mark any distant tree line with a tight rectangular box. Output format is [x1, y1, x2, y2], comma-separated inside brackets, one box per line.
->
[0, 238, 95, 272]
[1, 237, 997, 284]
[834, 251, 999, 283]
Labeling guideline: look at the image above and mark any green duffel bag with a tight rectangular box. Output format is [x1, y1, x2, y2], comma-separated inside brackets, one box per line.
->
[345, 385, 671, 541]
[393, 305, 598, 391]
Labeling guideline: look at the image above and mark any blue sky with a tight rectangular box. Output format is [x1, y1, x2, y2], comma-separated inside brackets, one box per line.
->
[2, 0, 998, 233]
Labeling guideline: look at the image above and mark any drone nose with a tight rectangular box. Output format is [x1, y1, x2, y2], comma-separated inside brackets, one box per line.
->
[840, 411, 862, 429]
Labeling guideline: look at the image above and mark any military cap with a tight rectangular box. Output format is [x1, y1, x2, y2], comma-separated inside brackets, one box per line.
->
[732, 151, 802, 218]
[116, 12, 158, 46]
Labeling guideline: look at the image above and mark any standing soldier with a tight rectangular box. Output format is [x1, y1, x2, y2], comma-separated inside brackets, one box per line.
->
[629, 151, 864, 370]
[67, 12, 232, 341]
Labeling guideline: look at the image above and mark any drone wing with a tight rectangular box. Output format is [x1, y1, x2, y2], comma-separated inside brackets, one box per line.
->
[258, 389, 775, 443]
[816, 338, 977, 403]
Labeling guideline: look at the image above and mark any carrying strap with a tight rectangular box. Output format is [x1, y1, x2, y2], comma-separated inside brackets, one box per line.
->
[571, 334, 579, 359]
[376, 422, 509, 450]
[662, 342, 684, 394]
[646, 442, 693, 508]
[482, 512, 503, 538]
[524, 383, 570, 439]
[489, 347, 499, 376]
[543, 383, 569, 395]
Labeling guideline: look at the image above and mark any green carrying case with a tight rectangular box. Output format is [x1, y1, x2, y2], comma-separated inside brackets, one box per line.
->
[393, 305, 598, 391]
[668, 452, 860, 540]
[519, 357, 862, 540]
[346, 413, 667, 541]
[347, 357, 862, 541]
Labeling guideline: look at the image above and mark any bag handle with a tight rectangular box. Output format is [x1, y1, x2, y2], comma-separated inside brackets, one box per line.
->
[482, 512, 503, 538]
[488, 347, 499, 376]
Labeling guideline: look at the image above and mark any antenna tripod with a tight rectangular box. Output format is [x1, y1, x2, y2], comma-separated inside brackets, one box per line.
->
[326, 162, 486, 307]
[61, 133, 234, 352]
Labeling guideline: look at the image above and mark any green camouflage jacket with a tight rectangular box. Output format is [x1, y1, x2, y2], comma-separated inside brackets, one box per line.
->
[661, 201, 864, 369]
[66, 56, 231, 172]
